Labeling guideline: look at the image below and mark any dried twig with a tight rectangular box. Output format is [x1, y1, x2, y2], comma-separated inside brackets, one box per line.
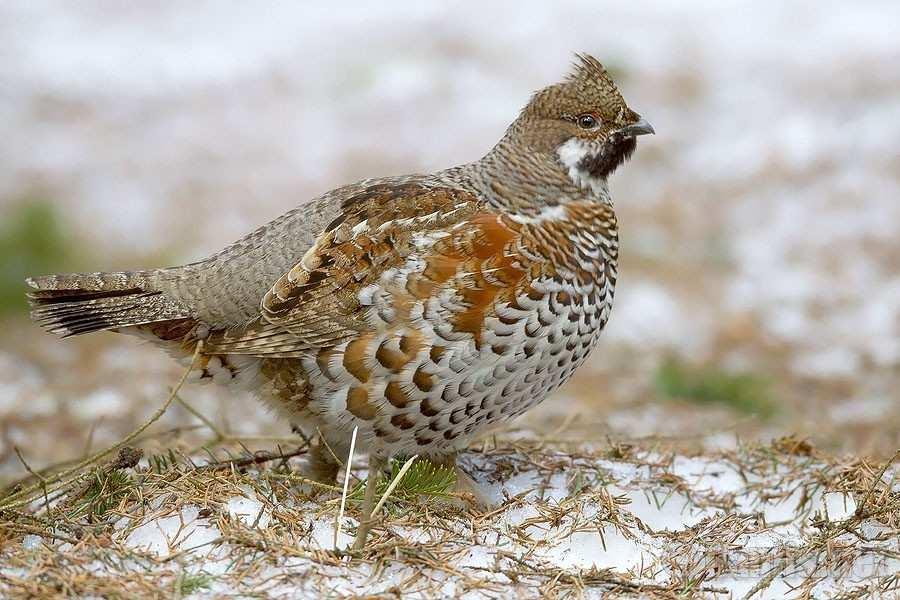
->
[0, 342, 203, 511]
[334, 426, 358, 550]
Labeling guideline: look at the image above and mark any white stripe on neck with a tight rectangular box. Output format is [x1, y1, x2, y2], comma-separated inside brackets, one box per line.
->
[557, 138, 609, 196]
[507, 203, 568, 225]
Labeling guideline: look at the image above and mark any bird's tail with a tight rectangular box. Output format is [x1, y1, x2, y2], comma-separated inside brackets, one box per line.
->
[26, 271, 194, 338]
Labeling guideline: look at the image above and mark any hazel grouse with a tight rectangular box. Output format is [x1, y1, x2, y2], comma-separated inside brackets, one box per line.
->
[28, 53, 653, 546]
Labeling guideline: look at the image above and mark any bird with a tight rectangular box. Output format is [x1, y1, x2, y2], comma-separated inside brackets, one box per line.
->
[26, 53, 653, 549]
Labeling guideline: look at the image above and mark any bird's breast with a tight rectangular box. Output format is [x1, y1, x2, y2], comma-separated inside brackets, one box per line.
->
[291, 204, 619, 454]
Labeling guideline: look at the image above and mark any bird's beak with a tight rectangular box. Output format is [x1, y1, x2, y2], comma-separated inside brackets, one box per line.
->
[614, 117, 655, 137]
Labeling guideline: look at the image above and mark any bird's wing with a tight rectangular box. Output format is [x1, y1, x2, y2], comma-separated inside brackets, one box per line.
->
[204, 182, 492, 356]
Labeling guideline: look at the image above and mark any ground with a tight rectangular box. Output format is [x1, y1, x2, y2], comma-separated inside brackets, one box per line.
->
[1, 417, 897, 598]
[1, 2, 899, 598]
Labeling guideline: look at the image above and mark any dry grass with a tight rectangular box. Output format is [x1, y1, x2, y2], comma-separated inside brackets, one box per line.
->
[1, 358, 896, 599]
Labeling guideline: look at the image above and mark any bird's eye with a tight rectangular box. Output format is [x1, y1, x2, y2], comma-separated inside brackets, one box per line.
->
[576, 114, 598, 129]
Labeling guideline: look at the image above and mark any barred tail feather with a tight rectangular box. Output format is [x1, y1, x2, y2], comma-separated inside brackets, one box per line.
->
[26, 272, 194, 338]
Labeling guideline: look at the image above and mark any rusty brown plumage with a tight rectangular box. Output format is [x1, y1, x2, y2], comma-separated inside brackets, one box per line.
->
[25, 55, 653, 505]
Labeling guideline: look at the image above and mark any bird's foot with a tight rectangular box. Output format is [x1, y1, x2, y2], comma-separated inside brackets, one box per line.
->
[452, 464, 498, 510]
[428, 454, 498, 510]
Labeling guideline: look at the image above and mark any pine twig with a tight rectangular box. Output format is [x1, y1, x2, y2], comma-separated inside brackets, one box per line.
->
[372, 455, 419, 516]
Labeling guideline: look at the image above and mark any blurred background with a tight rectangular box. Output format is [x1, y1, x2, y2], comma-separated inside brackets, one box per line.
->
[1, 1, 898, 480]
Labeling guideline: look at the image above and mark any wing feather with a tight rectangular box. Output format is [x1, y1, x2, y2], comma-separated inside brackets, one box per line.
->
[204, 183, 483, 356]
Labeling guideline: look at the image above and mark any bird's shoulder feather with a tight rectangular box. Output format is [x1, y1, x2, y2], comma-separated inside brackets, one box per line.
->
[205, 182, 488, 356]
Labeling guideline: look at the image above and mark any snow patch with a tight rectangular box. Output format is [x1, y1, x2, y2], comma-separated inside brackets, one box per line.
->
[226, 486, 272, 529]
[124, 505, 221, 558]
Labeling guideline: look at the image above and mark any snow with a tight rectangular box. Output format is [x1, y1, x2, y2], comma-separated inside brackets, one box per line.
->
[225, 486, 272, 529]
[309, 518, 354, 552]
[604, 281, 700, 350]
[3, 445, 896, 598]
[828, 396, 893, 424]
[72, 388, 129, 419]
[623, 487, 719, 531]
[821, 492, 856, 521]
[791, 347, 862, 380]
[0, 353, 47, 415]
[545, 527, 648, 571]
[456, 545, 494, 569]
[21, 535, 42, 550]
[758, 487, 810, 526]
[124, 505, 221, 558]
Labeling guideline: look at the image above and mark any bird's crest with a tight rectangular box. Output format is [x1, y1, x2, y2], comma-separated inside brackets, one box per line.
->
[567, 53, 618, 89]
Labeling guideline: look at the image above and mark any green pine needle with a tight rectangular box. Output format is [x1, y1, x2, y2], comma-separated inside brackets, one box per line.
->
[69, 469, 133, 520]
[351, 457, 456, 506]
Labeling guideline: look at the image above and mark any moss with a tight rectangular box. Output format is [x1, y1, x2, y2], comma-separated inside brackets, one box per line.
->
[0, 199, 74, 315]
[176, 573, 213, 595]
[655, 356, 777, 418]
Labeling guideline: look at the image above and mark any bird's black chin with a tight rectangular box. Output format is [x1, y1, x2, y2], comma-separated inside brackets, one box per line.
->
[577, 136, 637, 179]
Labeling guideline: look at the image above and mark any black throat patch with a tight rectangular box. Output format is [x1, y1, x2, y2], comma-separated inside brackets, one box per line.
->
[578, 136, 637, 179]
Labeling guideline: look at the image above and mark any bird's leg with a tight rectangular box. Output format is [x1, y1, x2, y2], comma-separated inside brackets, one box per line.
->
[431, 453, 497, 509]
[352, 452, 386, 552]
[304, 438, 341, 485]
[454, 465, 496, 509]
[293, 426, 341, 485]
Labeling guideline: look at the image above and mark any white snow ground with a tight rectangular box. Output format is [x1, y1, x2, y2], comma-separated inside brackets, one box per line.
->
[4, 444, 896, 599]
